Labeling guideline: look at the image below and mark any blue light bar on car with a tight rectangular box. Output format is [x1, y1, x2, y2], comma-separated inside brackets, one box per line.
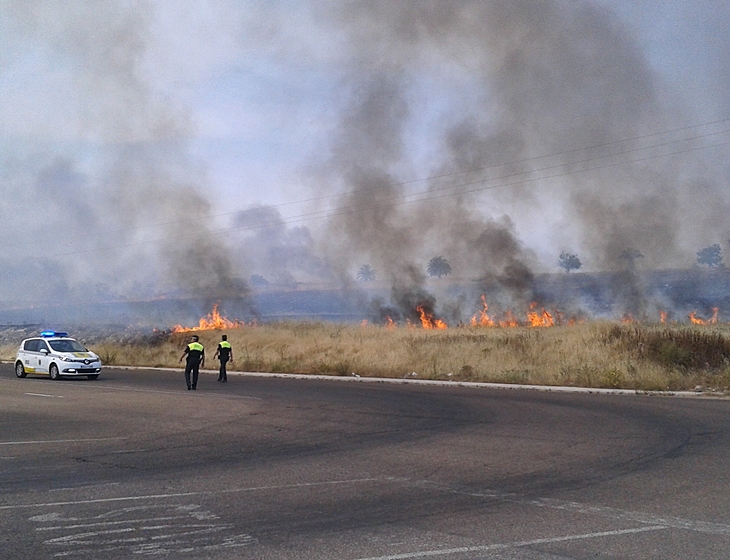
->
[40, 330, 68, 338]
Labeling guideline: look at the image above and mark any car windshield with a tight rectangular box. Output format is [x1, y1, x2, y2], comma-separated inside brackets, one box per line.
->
[49, 339, 87, 353]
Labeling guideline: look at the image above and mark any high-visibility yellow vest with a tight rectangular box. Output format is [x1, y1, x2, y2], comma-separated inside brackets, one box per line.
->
[219, 341, 231, 349]
[188, 342, 204, 352]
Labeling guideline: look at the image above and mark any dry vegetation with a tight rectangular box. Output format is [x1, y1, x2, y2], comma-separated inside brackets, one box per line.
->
[3, 322, 728, 392]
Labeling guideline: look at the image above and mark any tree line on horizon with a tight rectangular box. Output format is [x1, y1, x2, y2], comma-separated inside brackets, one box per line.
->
[354, 241, 730, 283]
[248, 242, 730, 287]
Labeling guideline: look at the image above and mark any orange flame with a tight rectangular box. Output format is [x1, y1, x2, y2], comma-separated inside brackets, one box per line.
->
[385, 316, 396, 330]
[689, 312, 703, 325]
[499, 310, 520, 328]
[172, 304, 244, 332]
[471, 295, 496, 327]
[526, 302, 555, 327]
[417, 305, 448, 329]
[689, 308, 718, 325]
[660, 310, 667, 324]
[470, 297, 558, 328]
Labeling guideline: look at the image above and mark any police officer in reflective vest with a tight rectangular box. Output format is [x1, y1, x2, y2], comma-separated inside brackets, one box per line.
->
[213, 334, 234, 383]
[179, 335, 205, 390]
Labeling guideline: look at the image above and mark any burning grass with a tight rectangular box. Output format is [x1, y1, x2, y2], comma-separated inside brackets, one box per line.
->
[4, 320, 729, 392]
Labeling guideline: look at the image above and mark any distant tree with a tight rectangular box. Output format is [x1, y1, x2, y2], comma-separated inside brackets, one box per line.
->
[249, 274, 269, 287]
[427, 256, 452, 278]
[356, 264, 376, 282]
[619, 248, 644, 270]
[558, 252, 582, 273]
[697, 244, 724, 268]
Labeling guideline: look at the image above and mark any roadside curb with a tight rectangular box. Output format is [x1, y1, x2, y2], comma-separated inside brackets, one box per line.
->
[3, 360, 723, 399]
[101, 365, 724, 399]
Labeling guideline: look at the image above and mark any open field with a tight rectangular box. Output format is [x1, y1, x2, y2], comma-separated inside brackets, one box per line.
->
[4, 321, 730, 392]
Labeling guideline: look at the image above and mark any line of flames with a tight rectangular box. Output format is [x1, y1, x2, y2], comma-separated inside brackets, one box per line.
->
[175, 302, 724, 332]
[470, 296, 559, 328]
[626, 307, 720, 325]
[171, 304, 245, 333]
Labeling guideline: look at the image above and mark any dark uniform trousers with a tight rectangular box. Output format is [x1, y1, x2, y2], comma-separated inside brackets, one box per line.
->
[218, 357, 229, 381]
[185, 358, 201, 389]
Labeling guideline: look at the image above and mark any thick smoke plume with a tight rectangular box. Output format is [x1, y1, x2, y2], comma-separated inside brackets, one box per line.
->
[313, 0, 730, 321]
[1, 1, 249, 318]
[2, 1, 729, 326]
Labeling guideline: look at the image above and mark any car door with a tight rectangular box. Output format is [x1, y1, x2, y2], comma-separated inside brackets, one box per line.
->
[22, 338, 48, 373]
[36, 339, 51, 374]
[19, 339, 40, 373]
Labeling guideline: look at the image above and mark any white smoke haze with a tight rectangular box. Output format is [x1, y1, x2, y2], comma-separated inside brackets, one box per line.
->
[231, 204, 334, 287]
[1, 1, 241, 307]
[1, 0, 728, 324]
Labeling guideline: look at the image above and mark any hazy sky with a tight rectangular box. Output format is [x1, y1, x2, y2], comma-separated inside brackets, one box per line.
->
[1, 0, 728, 307]
[3, 2, 726, 205]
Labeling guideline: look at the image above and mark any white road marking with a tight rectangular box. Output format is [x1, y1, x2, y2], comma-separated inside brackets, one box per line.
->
[30, 503, 256, 557]
[1, 374, 261, 399]
[24, 392, 63, 398]
[0, 492, 198, 511]
[353, 526, 669, 560]
[9, 474, 729, 558]
[31, 504, 212, 523]
[0, 437, 124, 446]
[0, 477, 381, 510]
[36, 515, 192, 530]
[531, 496, 730, 536]
[50, 534, 258, 557]
[11, 475, 729, 557]
[51, 381, 263, 400]
[49, 482, 121, 493]
[8, 475, 730, 540]
[144, 525, 232, 539]
[44, 527, 137, 544]
[406, 478, 730, 537]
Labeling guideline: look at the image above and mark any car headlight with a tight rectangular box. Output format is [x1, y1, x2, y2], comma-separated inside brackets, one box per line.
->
[58, 355, 74, 362]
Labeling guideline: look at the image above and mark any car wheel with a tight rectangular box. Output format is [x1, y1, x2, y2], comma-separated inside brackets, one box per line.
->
[87, 375, 99, 380]
[49, 364, 60, 380]
[15, 362, 27, 378]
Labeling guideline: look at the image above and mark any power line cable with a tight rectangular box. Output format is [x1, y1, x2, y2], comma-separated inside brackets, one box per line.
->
[49, 133, 730, 257]
[9, 117, 729, 251]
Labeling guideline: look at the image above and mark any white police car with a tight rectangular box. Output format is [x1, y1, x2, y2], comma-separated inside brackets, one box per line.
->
[15, 331, 102, 380]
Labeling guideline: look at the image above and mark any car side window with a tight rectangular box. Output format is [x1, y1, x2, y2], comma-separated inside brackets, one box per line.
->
[51, 341, 72, 352]
[23, 339, 39, 352]
[37, 340, 49, 352]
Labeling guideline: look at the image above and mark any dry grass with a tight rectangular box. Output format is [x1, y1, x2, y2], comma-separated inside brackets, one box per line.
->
[4, 321, 726, 392]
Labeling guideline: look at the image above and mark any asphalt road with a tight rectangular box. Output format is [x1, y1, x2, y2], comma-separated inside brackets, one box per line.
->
[2, 364, 730, 559]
